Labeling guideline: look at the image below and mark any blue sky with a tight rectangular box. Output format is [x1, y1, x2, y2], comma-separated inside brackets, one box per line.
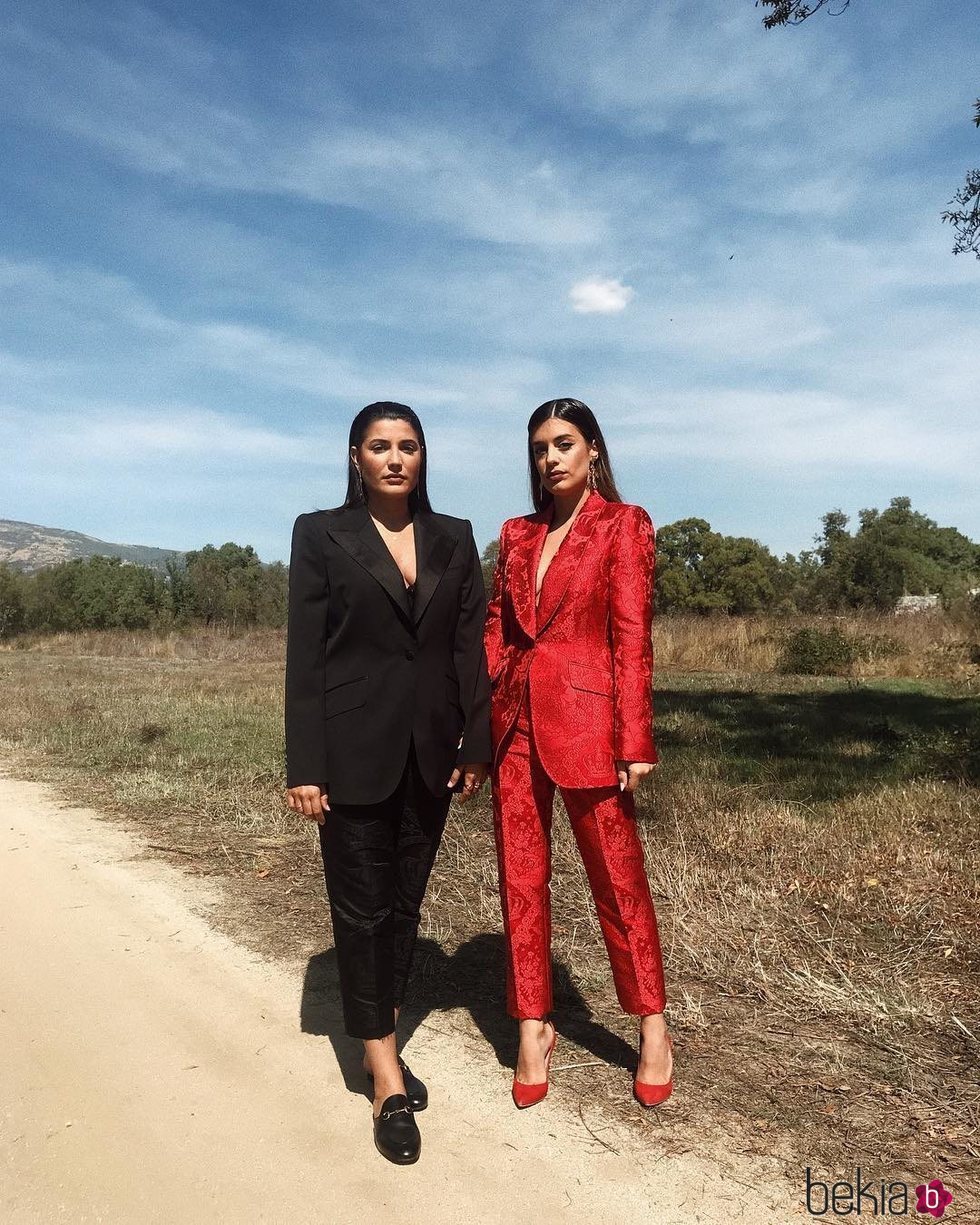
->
[1, 0, 977, 562]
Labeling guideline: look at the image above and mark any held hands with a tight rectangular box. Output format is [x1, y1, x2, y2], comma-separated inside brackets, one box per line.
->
[616, 761, 655, 793]
[447, 763, 489, 804]
[286, 785, 330, 825]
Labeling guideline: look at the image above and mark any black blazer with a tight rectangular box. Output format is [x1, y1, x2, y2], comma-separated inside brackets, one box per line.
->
[285, 504, 492, 806]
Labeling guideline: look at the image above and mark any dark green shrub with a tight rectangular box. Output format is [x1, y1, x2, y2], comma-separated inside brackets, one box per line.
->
[778, 626, 856, 675]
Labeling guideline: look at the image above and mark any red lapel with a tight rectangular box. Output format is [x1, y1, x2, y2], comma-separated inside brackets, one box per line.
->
[535, 493, 607, 634]
[509, 493, 608, 641]
[509, 512, 549, 642]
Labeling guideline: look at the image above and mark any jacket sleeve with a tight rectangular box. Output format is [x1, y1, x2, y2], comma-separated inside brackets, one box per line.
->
[483, 519, 508, 682]
[609, 505, 658, 765]
[454, 520, 492, 765]
[284, 513, 329, 789]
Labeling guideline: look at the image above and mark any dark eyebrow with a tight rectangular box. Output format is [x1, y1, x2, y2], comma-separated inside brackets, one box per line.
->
[533, 434, 575, 445]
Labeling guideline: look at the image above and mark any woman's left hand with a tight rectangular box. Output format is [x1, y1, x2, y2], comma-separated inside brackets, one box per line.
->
[447, 763, 489, 803]
[616, 761, 655, 793]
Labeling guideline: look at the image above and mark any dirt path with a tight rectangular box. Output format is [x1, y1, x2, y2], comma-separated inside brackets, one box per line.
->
[0, 772, 792, 1224]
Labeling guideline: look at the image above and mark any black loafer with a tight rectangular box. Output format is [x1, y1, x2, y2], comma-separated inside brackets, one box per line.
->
[367, 1058, 428, 1112]
[399, 1060, 428, 1112]
[373, 1094, 421, 1165]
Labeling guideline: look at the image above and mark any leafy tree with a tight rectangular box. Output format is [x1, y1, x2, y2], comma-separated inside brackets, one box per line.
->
[17, 556, 166, 631]
[184, 545, 234, 625]
[164, 555, 191, 624]
[255, 562, 289, 627]
[655, 518, 722, 612]
[183, 542, 283, 627]
[480, 539, 500, 596]
[774, 549, 822, 612]
[655, 518, 782, 613]
[806, 509, 857, 609]
[808, 496, 980, 609]
[758, 1, 980, 258]
[0, 564, 26, 639]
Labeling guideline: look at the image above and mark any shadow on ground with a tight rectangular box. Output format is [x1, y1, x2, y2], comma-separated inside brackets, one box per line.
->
[655, 684, 980, 802]
[299, 937, 636, 1095]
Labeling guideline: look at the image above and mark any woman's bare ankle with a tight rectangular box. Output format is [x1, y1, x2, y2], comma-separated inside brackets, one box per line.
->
[516, 1018, 554, 1083]
[637, 1014, 671, 1081]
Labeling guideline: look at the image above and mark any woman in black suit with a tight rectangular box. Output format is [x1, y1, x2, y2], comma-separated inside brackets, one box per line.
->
[285, 401, 490, 1165]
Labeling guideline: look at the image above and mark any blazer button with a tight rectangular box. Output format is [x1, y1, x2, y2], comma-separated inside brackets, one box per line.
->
[405, 649, 416, 660]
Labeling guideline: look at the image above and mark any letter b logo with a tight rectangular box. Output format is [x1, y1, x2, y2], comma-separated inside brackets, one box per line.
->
[805, 1169, 829, 1215]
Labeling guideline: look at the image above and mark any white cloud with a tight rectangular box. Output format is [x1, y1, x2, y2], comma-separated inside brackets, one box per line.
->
[569, 277, 635, 314]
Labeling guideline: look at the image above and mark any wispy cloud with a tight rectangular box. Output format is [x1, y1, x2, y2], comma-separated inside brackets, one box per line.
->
[1, 17, 608, 248]
[30, 406, 311, 464]
[611, 387, 979, 477]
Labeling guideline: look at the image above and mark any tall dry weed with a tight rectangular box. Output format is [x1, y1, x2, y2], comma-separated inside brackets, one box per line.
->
[655, 611, 979, 680]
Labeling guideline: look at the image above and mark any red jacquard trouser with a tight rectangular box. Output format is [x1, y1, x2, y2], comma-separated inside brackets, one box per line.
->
[492, 690, 667, 1019]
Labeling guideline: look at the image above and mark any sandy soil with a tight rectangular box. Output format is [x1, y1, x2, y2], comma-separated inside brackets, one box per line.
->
[0, 771, 795, 1224]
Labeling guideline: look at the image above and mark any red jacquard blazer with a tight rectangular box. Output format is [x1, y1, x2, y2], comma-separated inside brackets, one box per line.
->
[485, 492, 657, 789]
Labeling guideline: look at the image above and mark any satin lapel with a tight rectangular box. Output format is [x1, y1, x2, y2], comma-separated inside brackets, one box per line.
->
[323, 506, 413, 624]
[510, 513, 549, 642]
[534, 493, 607, 635]
[412, 513, 457, 625]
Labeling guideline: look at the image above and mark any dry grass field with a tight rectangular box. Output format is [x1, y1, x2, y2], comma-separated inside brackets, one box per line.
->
[1, 617, 977, 1211]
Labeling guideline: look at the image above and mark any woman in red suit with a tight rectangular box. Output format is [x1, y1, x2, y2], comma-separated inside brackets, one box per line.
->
[485, 397, 672, 1109]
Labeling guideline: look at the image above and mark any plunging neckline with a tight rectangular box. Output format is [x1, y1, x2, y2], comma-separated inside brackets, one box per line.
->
[535, 509, 580, 606]
[367, 511, 418, 591]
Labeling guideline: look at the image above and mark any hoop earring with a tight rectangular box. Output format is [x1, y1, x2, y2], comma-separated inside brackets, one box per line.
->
[588, 458, 597, 492]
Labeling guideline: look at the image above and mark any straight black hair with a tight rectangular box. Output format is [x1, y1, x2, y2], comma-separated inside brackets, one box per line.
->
[526, 397, 622, 512]
[337, 401, 433, 514]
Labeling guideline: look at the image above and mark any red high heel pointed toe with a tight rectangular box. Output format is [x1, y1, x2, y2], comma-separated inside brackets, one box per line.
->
[512, 1024, 557, 1109]
[634, 1033, 674, 1107]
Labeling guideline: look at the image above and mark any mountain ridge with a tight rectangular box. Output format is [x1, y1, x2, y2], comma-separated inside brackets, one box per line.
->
[0, 519, 183, 574]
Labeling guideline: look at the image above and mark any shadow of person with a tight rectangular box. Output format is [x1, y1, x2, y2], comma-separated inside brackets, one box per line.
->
[300, 933, 637, 1087]
[299, 948, 369, 1098]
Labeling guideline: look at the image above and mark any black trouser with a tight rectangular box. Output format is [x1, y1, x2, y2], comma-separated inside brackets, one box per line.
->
[318, 742, 451, 1040]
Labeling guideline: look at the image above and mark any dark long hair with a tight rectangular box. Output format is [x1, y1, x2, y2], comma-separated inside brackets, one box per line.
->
[336, 401, 433, 514]
[526, 397, 622, 512]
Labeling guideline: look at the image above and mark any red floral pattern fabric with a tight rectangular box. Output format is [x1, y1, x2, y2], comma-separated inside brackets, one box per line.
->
[486, 493, 665, 1018]
[485, 492, 657, 788]
[492, 691, 667, 1018]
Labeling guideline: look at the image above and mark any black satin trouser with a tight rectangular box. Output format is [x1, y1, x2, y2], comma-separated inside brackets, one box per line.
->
[318, 742, 451, 1040]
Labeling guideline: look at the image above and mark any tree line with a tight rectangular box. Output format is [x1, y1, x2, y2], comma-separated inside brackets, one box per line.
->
[0, 543, 287, 638]
[652, 497, 979, 615]
[1, 497, 977, 640]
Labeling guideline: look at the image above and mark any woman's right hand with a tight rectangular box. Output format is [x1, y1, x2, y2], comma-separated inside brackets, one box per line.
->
[286, 785, 330, 825]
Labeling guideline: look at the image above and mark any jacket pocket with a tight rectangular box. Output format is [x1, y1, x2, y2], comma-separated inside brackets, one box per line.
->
[323, 675, 367, 719]
[566, 660, 613, 698]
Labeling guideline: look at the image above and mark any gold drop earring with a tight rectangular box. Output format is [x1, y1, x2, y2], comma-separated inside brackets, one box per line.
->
[588, 458, 597, 492]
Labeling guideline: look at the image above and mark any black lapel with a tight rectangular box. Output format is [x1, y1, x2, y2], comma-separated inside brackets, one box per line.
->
[323, 505, 413, 623]
[412, 513, 458, 625]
